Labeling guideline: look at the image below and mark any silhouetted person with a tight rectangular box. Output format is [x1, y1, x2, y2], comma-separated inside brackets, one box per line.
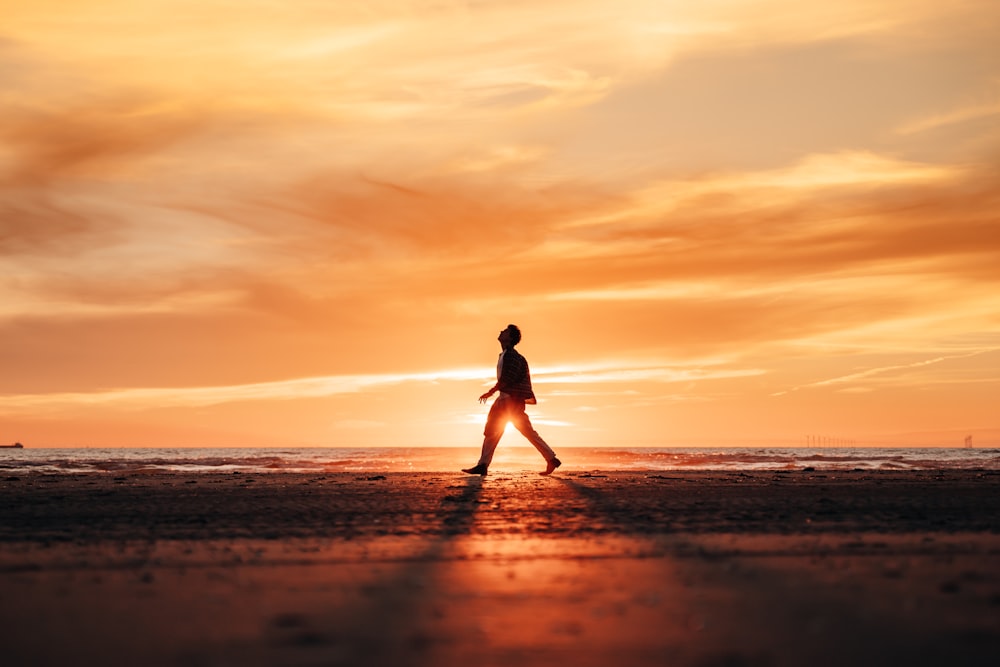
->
[463, 324, 561, 476]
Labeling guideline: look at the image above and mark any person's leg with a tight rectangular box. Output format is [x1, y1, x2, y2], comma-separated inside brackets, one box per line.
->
[509, 403, 557, 463]
[467, 397, 508, 472]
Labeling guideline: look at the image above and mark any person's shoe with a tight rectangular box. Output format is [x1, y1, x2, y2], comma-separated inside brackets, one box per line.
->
[540, 457, 562, 476]
[462, 464, 488, 475]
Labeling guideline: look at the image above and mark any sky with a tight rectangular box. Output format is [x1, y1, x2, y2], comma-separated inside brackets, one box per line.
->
[2, 0, 999, 448]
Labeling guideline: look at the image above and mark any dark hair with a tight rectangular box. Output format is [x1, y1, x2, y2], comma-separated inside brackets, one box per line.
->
[506, 324, 522, 345]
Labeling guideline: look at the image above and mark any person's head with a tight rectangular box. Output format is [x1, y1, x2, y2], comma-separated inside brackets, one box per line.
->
[498, 323, 521, 347]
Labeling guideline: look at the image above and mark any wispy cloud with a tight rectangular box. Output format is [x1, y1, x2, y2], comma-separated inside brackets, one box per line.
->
[896, 100, 1000, 135]
[772, 349, 997, 396]
[0, 359, 762, 414]
[0, 368, 483, 413]
[534, 364, 765, 385]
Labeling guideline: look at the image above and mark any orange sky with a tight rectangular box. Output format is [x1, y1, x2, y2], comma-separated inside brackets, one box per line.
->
[2, 1, 998, 448]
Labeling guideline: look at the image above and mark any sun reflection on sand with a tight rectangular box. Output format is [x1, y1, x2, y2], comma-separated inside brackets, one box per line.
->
[421, 530, 710, 661]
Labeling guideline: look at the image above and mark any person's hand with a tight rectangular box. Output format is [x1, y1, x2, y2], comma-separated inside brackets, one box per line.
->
[479, 390, 494, 403]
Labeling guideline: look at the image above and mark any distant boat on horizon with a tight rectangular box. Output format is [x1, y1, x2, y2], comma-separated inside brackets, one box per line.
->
[1, 442, 24, 449]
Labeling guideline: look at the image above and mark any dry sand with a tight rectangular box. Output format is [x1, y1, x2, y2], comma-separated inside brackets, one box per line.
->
[0, 469, 998, 666]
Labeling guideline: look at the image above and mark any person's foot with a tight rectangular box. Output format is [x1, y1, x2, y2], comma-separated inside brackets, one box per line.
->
[540, 457, 562, 476]
[462, 464, 488, 475]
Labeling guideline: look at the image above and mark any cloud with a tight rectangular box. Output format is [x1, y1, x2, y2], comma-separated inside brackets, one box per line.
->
[273, 173, 601, 261]
[772, 349, 998, 395]
[0, 95, 210, 262]
[1, 97, 205, 185]
[532, 152, 998, 286]
[0, 358, 761, 415]
[0, 367, 482, 413]
[534, 364, 764, 385]
[897, 101, 1000, 135]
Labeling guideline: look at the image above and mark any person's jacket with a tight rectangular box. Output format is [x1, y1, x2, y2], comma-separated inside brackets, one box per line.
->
[495, 348, 537, 404]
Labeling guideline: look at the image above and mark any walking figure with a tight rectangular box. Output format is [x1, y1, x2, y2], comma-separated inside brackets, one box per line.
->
[463, 324, 561, 476]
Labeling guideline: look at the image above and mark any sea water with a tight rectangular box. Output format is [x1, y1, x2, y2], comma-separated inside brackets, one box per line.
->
[1, 446, 998, 475]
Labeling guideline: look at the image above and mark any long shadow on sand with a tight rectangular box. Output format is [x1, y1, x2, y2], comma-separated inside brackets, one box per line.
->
[248, 475, 486, 667]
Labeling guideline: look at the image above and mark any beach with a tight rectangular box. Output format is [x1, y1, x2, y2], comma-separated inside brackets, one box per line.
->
[1, 469, 998, 666]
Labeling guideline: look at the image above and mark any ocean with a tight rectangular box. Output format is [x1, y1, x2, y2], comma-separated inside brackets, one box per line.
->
[1, 446, 998, 475]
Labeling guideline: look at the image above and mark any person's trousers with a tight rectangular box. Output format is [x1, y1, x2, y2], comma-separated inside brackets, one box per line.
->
[477, 394, 557, 467]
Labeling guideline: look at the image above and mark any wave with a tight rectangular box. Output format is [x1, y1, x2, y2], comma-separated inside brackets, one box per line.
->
[1, 446, 998, 475]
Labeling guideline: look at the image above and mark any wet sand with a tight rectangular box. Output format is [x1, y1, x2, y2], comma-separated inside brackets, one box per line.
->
[1, 469, 998, 666]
